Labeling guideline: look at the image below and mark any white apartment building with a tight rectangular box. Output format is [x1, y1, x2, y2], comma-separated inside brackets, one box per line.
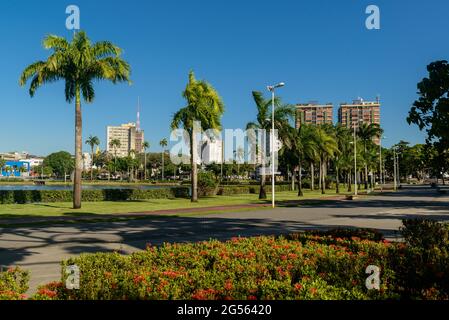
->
[107, 123, 145, 157]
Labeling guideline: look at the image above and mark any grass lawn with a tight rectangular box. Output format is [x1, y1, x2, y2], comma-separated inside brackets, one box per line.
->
[0, 189, 353, 220]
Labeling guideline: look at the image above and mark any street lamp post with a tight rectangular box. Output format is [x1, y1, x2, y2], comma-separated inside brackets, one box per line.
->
[396, 151, 401, 188]
[354, 121, 358, 196]
[379, 136, 383, 192]
[267, 82, 285, 209]
[393, 147, 397, 191]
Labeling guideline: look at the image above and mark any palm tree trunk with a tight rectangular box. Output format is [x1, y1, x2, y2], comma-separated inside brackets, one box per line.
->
[348, 171, 352, 192]
[144, 153, 147, 181]
[73, 89, 82, 209]
[191, 130, 198, 202]
[310, 163, 314, 191]
[291, 168, 295, 191]
[298, 163, 303, 196]
[259, 168, 267, 199]
[91, 147, 94, 181]
[318, 159, 322, 191]
[364, 144, 368, 190]
[321, 159, 325, 194]
[336, 166, 340, 194]
[162, 151, 165, 181]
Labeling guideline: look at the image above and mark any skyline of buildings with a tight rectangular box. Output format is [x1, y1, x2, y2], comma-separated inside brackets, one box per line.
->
[296, 102, 334, 128]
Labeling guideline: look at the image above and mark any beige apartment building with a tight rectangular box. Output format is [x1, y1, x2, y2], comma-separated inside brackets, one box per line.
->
[107, 123, 145, 157]
[338, 98, 381, 143]
[296, 103, 334, 128]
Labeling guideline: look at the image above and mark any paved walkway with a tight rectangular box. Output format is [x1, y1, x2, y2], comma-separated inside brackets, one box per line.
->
[1, 185, 448, 293]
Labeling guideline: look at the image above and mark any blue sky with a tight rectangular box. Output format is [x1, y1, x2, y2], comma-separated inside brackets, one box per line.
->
[1, 0, 448, 155]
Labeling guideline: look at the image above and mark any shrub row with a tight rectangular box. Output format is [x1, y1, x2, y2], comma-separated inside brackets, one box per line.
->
[26, 221, 445, 300]
[0, 187, 190, 204]
[216, 185, 291, 196]
[0, 267, 29, 300]
[4, 220, 449, 300]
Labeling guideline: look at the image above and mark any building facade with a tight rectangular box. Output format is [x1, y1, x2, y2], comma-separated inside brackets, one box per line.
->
[338, 98, 381, 143]
[107, 123, 145, 157]
[296, 103, 334, 128]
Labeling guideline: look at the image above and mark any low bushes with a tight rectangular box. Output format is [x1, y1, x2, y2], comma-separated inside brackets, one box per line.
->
[0, 187, 190, 204]
[197, 172, 219, 197]
[216, 184, 291, 196]
[3, 219, 448, 300]
[43, 233, 396, 300]
[0, 267, 29, 300]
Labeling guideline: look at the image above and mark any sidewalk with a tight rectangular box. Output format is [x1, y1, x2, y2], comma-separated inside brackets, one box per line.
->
[0, 195, 349, 226]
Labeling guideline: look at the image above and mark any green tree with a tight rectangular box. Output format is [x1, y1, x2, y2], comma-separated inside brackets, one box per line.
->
[0, 159, 6, 176]
[44, 151, 74, 179]
[246, 91, 294, 199]
[160, 138, 168, 180]
[85, 135, 100, 181]
[20, 31, 131, 209]
[408, 60, 449, 183]
[171, 71, 225, 202]
[357, 123, 383, 189]
[315, 126, 339, 194]
[142, 141, 150, 181]
[109, 139, 121, 178]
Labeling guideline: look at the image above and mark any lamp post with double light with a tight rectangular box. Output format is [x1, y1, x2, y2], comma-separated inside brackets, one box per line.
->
[267, 82, 285, 208]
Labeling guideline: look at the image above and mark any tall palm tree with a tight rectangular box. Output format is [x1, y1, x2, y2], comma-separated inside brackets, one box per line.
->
[357, 123, 383, 190]
[334, 125, 353, 194]
[142, 141, 150, 181]
[289, 124, 318, 196]
[20, 31, 131, 209]
[85, 135, 100, 181]
[171, 71, 225, 202]
[315, 126, 339, 194]
[246, 91, 294, 199]
[159, 138, 168, 181]
[109, 139, 121, 178]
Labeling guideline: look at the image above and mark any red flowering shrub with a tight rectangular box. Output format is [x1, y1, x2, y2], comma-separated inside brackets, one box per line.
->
[28, 222, 449, 300]
[0, 267, 29, 300]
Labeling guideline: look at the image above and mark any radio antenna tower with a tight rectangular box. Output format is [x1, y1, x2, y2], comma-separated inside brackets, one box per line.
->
[137, 97, 141, 132]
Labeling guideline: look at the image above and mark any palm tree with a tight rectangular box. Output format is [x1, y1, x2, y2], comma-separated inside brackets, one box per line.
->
[334, 125, 353, 194]
[159, 138, 168, 181]
[288, 124, 318, 196]
[20, 31, 131, 209]
[246, 91, 294, 199]
[357, 123, 383, 190]
[85, 135, 100, 181]
[171, 71, 225, 202]
[315, 126, 339, 194]
[109, 139, 121, 178]
[142, 141, 150, 181]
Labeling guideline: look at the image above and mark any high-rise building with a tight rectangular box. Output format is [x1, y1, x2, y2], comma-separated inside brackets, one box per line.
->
[107, 123, 141, 157]
[338, 97, 381, 143]
[296, 103, 334, 128]
[107, 101, 145, 157]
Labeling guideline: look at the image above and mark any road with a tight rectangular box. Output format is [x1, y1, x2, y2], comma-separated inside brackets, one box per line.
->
[1, 185, 448, 293]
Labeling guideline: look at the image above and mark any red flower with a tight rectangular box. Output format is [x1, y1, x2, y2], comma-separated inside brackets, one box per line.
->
[247, 295, 257, 300]
[310, 288, 317, 295]
[38, 288, 57, 298]
[224, 280, 233, 291]
[294, 283, 303, 291]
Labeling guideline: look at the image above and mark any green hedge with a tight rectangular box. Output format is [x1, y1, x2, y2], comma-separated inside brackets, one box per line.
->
[0, 187, 190, 204]
[3, 220, 449, 300]
[0, 267, 29, 300]
[217, 184, 291, 196]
